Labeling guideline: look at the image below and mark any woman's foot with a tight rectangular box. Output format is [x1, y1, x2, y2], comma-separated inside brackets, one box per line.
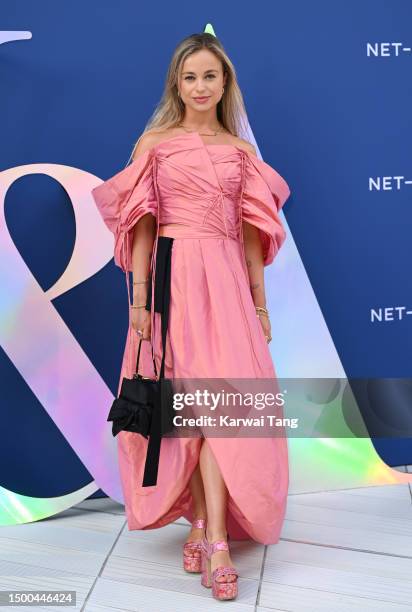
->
[185, 518, 206, 550]
[183, 518, 206, 572]
[206, 529, 237, 583]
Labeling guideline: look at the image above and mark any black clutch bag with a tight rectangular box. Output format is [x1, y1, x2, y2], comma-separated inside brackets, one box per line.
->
[107, 337, 174, 439]
[107, 236, 175, 487]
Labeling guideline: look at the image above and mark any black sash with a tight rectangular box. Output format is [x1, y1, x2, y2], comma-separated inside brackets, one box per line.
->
[141, 236, 174, 486]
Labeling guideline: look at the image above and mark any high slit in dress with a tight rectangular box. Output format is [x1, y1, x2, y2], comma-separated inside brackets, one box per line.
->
[91, 131, 291, 544]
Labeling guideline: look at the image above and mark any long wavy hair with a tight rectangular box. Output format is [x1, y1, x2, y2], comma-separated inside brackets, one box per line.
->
[127, 32, 249, 165]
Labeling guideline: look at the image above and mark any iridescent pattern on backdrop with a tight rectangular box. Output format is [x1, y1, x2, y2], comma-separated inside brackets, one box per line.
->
[0, 23, 410, 526]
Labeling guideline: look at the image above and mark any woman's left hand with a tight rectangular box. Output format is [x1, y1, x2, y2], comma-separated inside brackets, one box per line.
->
[258, 313, 272, 343]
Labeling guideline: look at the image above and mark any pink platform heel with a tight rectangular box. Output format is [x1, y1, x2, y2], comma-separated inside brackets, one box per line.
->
[182, 518, 206, 573]
[200, 536, 239, 600]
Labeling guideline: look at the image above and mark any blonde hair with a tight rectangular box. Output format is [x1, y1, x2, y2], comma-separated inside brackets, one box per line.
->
[127, 32, 250, 165]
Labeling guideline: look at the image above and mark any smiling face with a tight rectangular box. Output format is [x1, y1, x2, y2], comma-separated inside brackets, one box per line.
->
[178, 48, 227, 113]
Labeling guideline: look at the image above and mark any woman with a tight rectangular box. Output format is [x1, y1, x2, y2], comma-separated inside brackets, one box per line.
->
[92, 32, 291, 602]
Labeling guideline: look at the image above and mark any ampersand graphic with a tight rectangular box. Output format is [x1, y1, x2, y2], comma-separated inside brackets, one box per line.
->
[0, 163, 124, 525]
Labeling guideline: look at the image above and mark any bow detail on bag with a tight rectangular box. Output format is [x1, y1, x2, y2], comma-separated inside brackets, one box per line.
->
[107, 377, 157, 438]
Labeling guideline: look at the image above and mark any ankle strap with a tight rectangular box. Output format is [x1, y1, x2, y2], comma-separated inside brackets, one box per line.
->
[192, 518, 206, 529]
[205, 539, 229, 555]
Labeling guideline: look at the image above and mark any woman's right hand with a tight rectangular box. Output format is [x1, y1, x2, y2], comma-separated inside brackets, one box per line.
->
[131, 306, 152, 341]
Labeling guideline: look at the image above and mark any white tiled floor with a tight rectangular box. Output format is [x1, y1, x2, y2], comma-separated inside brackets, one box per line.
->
[1, 468, 411, 611]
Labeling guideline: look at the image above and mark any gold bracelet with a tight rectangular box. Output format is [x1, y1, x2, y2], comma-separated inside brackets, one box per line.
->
[256, 312, 270, 318]
[130, 304, 146, 309]
[255, 306, 269, 314]
[133, 279, 149, 285]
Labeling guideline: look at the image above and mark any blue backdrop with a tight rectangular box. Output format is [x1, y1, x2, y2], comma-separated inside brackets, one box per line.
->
[1, 0, 411, 501]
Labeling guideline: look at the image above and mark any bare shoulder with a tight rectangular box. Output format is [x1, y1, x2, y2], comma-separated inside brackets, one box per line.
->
[227, 135, 257, 156]
[131, 129, 177, 161]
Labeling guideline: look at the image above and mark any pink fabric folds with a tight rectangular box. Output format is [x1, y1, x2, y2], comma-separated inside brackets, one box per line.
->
[241, 152, 289, 266]
[91, 147, 157, 273]
[91, 131, 290, 273]
[91, 131, 292, 545]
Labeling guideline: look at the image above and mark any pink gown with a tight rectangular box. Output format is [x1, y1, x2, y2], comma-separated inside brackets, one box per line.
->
[91, 131, 291, 544]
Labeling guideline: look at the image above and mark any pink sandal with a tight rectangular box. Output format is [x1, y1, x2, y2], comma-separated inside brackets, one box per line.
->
[182, 518, 206, 573]
[200, 536, 238, 600]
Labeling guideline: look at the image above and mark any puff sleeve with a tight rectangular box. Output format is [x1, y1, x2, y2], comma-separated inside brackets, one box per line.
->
[91, 148, 158, 273]
[241, 152, 291, 267]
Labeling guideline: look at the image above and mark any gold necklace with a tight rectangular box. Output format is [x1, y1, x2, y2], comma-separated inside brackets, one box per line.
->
[177, 122, 225, 137]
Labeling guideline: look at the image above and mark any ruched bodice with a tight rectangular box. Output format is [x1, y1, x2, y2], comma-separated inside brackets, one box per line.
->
[92, 131, 290, 275]
[156, 145, 246, 241]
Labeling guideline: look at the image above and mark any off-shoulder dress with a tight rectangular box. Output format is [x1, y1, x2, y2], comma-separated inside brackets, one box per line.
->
[91, 131, 291, 544]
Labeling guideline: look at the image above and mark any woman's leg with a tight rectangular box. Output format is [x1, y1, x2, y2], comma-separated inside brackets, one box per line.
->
[199, 439, 236, 583]
[185, 462, 207, 553]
